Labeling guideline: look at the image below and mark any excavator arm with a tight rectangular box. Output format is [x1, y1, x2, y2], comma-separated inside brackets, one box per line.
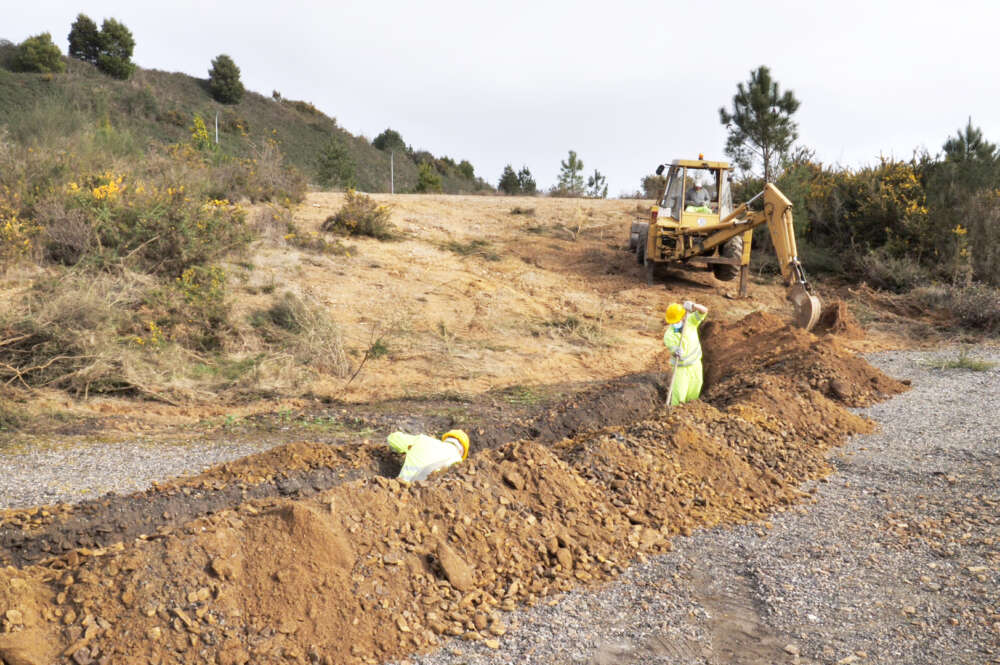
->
[674, 183, 821, 330]
[753, 184, 822, 330]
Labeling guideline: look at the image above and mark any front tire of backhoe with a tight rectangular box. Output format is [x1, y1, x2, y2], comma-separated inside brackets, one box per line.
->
[712, 235, 743, 282]
[636, 229, 647, 266]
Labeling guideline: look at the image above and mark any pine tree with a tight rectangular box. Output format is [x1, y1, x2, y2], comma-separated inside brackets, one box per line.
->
[67, 14, 101, 64]
[317, 135, 356, 189]
[373, 128, 406, 153]
[517, 167, 537, 195]
[719, 65, 799, 182]
[586, 169, 608, 198]
[498, 165, 520, 194]
[95, 18, 135, 80]
[641, 174, 667, 199]
[415, 162, 442, 193]
[944, 118, 998, 165]
[457, 160, 475, 179]
[557, 150, 585, 196]
[208, 54, 245, 104]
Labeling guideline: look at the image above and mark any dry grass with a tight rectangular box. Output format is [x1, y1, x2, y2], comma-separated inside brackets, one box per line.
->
[250, 291, 349, 377]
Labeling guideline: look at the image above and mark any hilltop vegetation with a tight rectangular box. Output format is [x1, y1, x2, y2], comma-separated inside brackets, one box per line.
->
[0, 47, 488, 194]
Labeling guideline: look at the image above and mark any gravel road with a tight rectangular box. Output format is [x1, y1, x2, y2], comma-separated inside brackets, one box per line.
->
[0, 437, 276, 510]
[394, 347, 1000, 665]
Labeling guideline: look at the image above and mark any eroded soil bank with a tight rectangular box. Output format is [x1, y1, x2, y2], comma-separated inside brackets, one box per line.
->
[0, 311, 908, 665]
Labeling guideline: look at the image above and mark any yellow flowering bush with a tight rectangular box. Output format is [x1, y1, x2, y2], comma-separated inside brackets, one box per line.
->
[144, 265, 231, 350]
[321, 188, 394, 239]
[0, 191, 40, 263]
[190, 114, 211, 151]
[62, 169, 249, 276]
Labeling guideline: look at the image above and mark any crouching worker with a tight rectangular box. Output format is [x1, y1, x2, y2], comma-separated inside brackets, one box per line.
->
[663, 301, 709, 406]
[386, 429, 470, 482]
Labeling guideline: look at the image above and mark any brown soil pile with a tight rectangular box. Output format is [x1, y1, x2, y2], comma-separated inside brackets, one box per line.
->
[702, 311, 907, 407]
[0, 312, 910, 665]
[814, 299, 865, 339]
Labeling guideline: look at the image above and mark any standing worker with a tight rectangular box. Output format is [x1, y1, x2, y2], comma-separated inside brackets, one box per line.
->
[386, 429, 470, 482]
[663, 301, 709, 406]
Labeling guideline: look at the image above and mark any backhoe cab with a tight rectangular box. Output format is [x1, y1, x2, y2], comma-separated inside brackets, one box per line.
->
[628, 157, 821, 330]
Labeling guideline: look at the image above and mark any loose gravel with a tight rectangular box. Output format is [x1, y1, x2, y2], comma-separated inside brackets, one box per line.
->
[393, 346, 1000, 665]
[0, 437, 276, 510]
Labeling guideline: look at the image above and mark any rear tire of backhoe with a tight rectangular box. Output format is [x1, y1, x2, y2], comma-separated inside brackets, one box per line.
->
[712, 235, 743, 282]
[636, 228, 647, 266]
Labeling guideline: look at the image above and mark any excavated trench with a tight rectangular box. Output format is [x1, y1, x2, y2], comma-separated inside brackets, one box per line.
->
[0, 373, 668, 569]
[0, 308, 909, 665]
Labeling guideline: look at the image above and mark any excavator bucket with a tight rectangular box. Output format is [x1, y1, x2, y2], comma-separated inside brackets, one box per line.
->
[787, 283, 821, 331]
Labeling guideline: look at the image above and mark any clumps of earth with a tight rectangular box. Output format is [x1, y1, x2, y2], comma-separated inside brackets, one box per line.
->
[0, 311, 907, 665]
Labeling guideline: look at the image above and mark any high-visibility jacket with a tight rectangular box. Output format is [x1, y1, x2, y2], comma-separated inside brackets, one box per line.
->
[387, 432, 463, 482]
[663, 311, 706, 406]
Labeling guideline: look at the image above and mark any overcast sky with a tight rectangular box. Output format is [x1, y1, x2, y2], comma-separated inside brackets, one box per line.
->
[6, 1, 999, 194]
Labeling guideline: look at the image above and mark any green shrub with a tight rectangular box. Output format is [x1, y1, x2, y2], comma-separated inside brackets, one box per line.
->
[316, 134, 355, 189]
[415, 162, 442, 193]
[0, 39, 17, 70]
[208, 54, 244, 104]
[61, 169, 251, 276]
[282, 99, 323, 117]
[909, 283, 1000, 334]
[205, 140, 307, 204]
[950, 283, 1000, 333]
[640, 174, 666, 199]
[11, 33, 65, 73]
[967, 191, 1000, 286]
[284, 220, 351, 255]
[147, 265, 231, 350]
[860, 248, 929, 293]
[441, 239, 500, 261]
[322, 189, 394, 239]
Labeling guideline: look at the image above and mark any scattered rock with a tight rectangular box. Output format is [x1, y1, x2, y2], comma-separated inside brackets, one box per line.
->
[437, 543, 475, 592]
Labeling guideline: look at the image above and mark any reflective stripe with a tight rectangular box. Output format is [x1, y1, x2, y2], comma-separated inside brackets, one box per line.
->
[668, 344, 702, 367]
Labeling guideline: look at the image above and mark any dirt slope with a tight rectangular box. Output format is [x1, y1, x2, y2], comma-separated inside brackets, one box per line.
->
[0, 312, 907, 665]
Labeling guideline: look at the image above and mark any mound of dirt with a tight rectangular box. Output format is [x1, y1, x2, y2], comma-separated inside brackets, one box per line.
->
[0, 312, 911, 665]
[814, 299, 865, 339]
[702, 311, 908, 407]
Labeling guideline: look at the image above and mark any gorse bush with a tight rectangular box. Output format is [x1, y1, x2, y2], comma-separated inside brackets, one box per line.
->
[322, 189, 394, 239]
[146, 265, 231, 350]
[59, 171, 250, 277]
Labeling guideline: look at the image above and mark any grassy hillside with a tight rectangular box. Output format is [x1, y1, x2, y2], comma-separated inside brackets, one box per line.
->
[0, 56, 489, 194]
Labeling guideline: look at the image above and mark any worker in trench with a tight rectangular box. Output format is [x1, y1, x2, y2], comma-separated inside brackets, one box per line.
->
[386, 429, 470, 482]
[664, 301, 709, 406]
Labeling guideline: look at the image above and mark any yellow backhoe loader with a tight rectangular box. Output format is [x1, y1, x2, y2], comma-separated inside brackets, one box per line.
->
[628, 157, 821, 330]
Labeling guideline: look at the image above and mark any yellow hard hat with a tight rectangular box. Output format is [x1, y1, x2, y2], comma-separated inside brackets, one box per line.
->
[665, 303, 686, 324]
[442, 429, 470, 460]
